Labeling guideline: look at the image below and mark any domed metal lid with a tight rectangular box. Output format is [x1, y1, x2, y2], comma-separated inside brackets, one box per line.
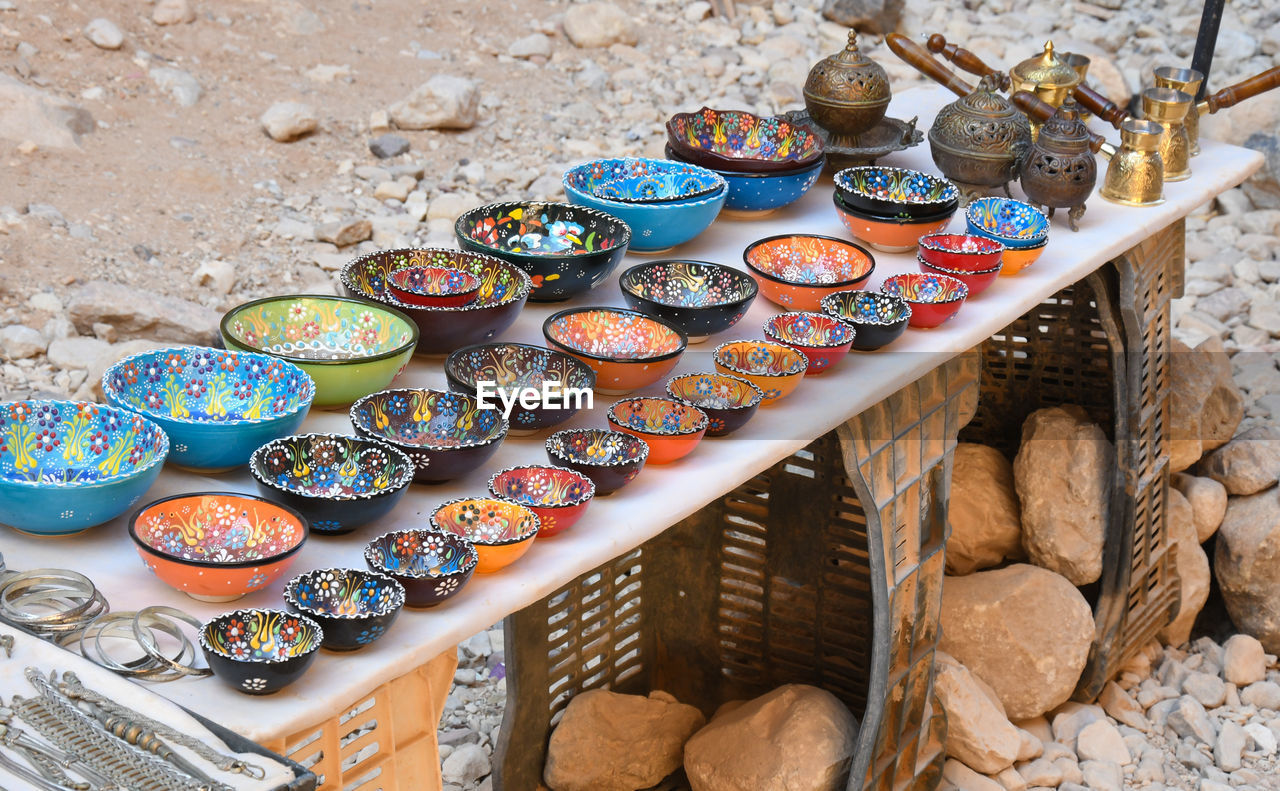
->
[930, 75, 1031, 160]
[1011, 41, 1081, 91]
[803, 30, 890, 107]
[1035, 98, 1091, 151]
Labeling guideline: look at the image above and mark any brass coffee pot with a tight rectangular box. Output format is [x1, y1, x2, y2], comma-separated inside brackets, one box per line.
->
[1010, 42, 1083, 116]
[1019, 99, 1096, 230]
[1100, 120, 1165, 207]
[803, 31, 892, 141]
[1153, 67, 1203, 155]
[1141, 87, 1193, 182]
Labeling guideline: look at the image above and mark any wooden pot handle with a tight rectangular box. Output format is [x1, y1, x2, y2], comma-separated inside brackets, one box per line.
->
[886, 33, 974, 98]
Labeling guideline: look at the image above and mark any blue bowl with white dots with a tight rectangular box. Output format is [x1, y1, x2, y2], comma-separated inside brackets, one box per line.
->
[284, 568, 405, 651]
[668, 145, 824, 217]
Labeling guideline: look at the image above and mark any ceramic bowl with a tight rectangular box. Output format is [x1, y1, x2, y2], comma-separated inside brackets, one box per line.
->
[220, 296, 416, 409]
[562, 158, 726, 253]
[102, 346, 314, 472]
[881, 273, 969, 329]
[665, 372, 763, 437]
[340, 248, 531, 356]
[999, 238, 1048, 275]
[666, 145, 824, 217]
[200, 608, 322, 695]
[284, 568, 405, 651]
[820, 291, 912, 351]
[387, 266, 482, 308]
[455, 202, 631, 302]
[349, 389, 508, 484]
[444, 342, 596, 434]
[742, 233, 875, 311]
[430, 497, 540, 574]
[712, 340, 808, 405]
[918, 255, 1002, 298]
[832, 194, 955, 254]
[606, 397, 708, 465]
[965, 197, 1049, 249]
[593, 171, 724, 203]
[917, 233, 1004, 271]
[488, 465, 595, 537]
[665, 107, 825, 173]
[834, 166, 959, 219]
[545, 428, 649, 496]
[249, 433, 415, 536]
[762, 312, 856, 375]
[129, 492, 308, 602]
[542, 307, 687, 395]
[0, 401, 169, 536]
[618, 260, 758, 343]
[364, 529, 478, 608]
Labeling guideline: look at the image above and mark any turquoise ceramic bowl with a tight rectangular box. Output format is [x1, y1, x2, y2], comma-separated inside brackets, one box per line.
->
[965, 197, 1049, 249]
[667, 145, 824, 216]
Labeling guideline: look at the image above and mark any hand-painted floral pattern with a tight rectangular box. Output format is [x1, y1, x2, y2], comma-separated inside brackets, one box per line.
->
[544, 309, 684, 360]
[341, 248, 531, 311]
[764, 312, 856, 347]
[608, 397, 707, 436]
[881, 273, 969, 304]
[432, 498, 539, 546]
[745, 236, 874, 285]
[446, 343, 595, 402]
[351, 389, 507, 450]
[288, 568, 404, 618]
[821, 291, 911, 326]
[202, 608, 321, 662]
[835, 166, 959, 206]
[133, 494, 306, 563]
[667, 107, 824, 165]
[488, 465, 595, 508]
[391, 266, 479, 296]
[252, 434, 414, 501]
[667, 373, 763, 410]
[462, 203, 627, 257]
[546, 429, 648, 466]
[224, 297, 416, 362]
[594, 172, 722, 203]
[365, 529, 478, 578]
[0, 400, 167, 484]
[966, 197, 1049, 241]
[620, 261, 756, 309]
[714, 341, 807, 376]
[565, 157, 723, 198]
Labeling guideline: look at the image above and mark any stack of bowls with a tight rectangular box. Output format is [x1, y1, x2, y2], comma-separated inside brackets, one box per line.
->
[832, 166, 959, 253]
[964, 197, 1050, 275]
[916, 233, 1004, 297]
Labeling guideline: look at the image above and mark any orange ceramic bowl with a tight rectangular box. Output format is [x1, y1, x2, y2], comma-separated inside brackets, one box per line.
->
[713, 340, 807, 405]
[832, 193, 955, 253]
[606, 397, 708, 465]
[998, 239, 1048, 275]
[429, 497, 540, 574]
[129, 492, 308, 602]
[742, 233, 875, 311]
[543, 307, 687, 395]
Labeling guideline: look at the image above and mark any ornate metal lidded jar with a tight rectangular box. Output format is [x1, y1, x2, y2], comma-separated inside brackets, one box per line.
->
[1019, 98, 1096, 230]
[928, 74, 1032, 201]
[1011, 41, 1082, 112]
[803, 31, 891, 140]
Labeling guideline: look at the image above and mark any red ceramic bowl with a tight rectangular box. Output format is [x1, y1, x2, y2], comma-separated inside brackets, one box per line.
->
[880, 273, 969, 329]
[917, 234, 1004, 271]
[387, 266, 482, 308]
[429, 497, 540, 574]
[606, 397, 708, 465]
[742, 234, 875, 311]
[762, 312, 855, 375]
[917, 256, 1001, 297]
[487, 465, 595, 537]
[543, 307, 687, 395]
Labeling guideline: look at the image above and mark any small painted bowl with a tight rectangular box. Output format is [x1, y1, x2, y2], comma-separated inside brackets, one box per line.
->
[666, 107, 825, 173]
[881, 273, 969, 329]
[349, 389, 508, 484]
[820, 291, 912, 351]
[102, 347, 314, 472]
[618, 260, 758, 343]
[387, 266, 482, 308]
[340, 248, 531, 355]
[918, 255, 1001, 297]
[0, 401, 168, 536]
[200, 608, 322, 695]
[249, 434, 415, 535]
[742, 234, 875, 312]
[130, 492, 308, 602]
[444, 342, 596, 434]
[488, 465, 595, 537]
[965, 197, 1049, 249]
[545, 428, 649, 496]
[606, 397, 708, 465]
[593, 171, 723, 203]
[917, 233, 1004, 271]
[667, 145, 824, 218]
[666, 373, 762, 436]
[284, 568, 405, 652]
[832, 194, 955, 254]
[430, 497, 540, 574]
[834, 166, 959, 219]
[713, 340, 808, 405]
[999, 238, 1048, 275]
[543, 307, 687, 395]
[364, 528, 478, 608]
[220, 296, 416, 409]
[762, 312, 856, 375]
[455, 202, 631, 302]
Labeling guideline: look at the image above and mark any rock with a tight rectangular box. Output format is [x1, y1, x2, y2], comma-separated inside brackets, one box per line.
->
[1013, 407, 1112, 585]
[821, 0, 904, 33]
[563, 3, 637, 48]
[1217, 487, 1280, 652]
[66, 281, 219, 345]
[940, 564, 1094, 720]
[149, 67, 202, 107]
[1074, 720, 1129, 765]
[1158, 486, 1211, 646]
[940, 759, 1004, 791]
[47, 337, 110, 372]
[1244, 721, 1277, 754]
[390, 75, 480, 130]
[0, 324, 47, 359]
[83, 18, 124, 49]
[684, 684, 857, 791]
[1241, 680, 1280, 709]
[934, 651, 1021, 774]
[1050, 703, 1105, 749]
[1199, 425, 1280, 495]
[0, 75, 95, 149]
[1182, 671, 1226, 709]
[1170, 473, 1227, 542]
[946, 443, 1023, 575]
[369, 110, 391, 134]
[1015, 729, 1042, 761]
[1223, 634, 1266, 687]
[1015, 757, 1061, 787]
[260, 102, 318, 142]
[1215, 720, 1247, 772]
[544, 689, 704, 791]
[1167, 695, 1217, 746]
[1078, 760, 1122, 791]
[1170, 338, 1244, 472]
[1015, 717, 1052, 747]
[509, 33, 552, 59]
[1244, 132, 1280, 209]
[993, 766, 1025, 791]
[1097, 682, 1146, 731]
[314, 218, 372, 247]
[369, 134, 409, 159]
[427, 192, 479, 223]
[192, 259, 235, 294]
[152, 0, 195, 25]
[1055, 758, 1083, 786]
[442, 743, 490, 786]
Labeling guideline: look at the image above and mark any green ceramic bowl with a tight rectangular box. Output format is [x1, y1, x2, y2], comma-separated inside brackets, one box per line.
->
[220, 295, 418, 407]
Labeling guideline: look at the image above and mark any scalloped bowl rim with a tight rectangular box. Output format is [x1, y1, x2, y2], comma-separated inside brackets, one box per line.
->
[284, 568, 407, 619]
[742, 234, 876, 289]
[666, 372, 764, 410]
[487, 464, 598, 508]
[618, 260, 759, 309]
[545, 428, 651, 468]
[429, 496, 542, 546]
[363, 528, 480, 579]
[349, 388, 509, 451]
[881, 274, 971, 305]
[220, 294, 420, 366]
[249, 432, 417, 502]
[834, 165, 960, 206]
[762, 312, 857, 349]
[199, 608, 323, 663]
[712, 339, 808, 376]
[340, 247, 532, 313]
[543, 307, 688, 364]
[454, 201, 634, 261]
[129, 491, 309, 569]
[607, 397, 709, 436]
[820, 291, 914, 326]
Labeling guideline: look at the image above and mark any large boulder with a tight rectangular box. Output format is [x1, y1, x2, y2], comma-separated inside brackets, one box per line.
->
[1170, 473, 1228, 542]
[684, 685, 858, 791]
[1198, 425, 1280, 496]
[1216, 487, 1280, 652]
[0, 75, 95, 149]
[934, 651, 1021, 774]
[389, 75, 480, 131]
[940, 564, 1095, 720]
[66, 281, 220, 345]
[1170, 338, 1244, 472]
[1157, 488, 1210, 647]
[947, 443, 1024, 575]
[1013, 406, 1113, 585]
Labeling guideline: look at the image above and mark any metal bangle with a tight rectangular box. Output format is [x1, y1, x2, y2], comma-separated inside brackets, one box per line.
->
[10, 591, 108, 633]
[79, 613, 194, 680]
[0, 570, 98, 624]
[132, 607, 212, 678]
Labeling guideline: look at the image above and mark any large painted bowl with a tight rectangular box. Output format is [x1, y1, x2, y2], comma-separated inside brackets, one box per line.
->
[284, 568, 405, 651]
[364, 529, 478, 608]
[965, 197, 1050, 249]
[834, 166, 959, 219]
[249, 433, 415, 536]
[665, 372, 763, 437]
[762, 312, 856, 375]
[430, 497, 540, 574]
[220, 295, 417, 408]
[0, 401, 169, 536]
[606, 396, 708, 465]
[101, 346, 314, 472]
[665, 144, 823, 217]
[542, 307, 687, 395]
[545, 428, 649, 496]
[129, 492, 308, 602]
[833, 193, 956, 254]
[349, 389, 508, 484]
[444, 342, 596, 434]
[593, 170, 724, 203]
[712, 340, 808, 405]
[618, 260, 757, 343]
[488, 465, 595, 538]
[200, 608, 322, 695]
[340, 248, 532, 356]
[563, 158, 726, 253]
[665, 107, 825, 173]
[820, 291, 912, 351]
[881, 273, 969, 329]
[742, 234, 875, 311]
[455, 202, 631, 302]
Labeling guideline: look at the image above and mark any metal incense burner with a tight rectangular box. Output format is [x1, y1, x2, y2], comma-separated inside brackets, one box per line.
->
[1019, 98, 1096, 230]
[803, 30, 892, 140]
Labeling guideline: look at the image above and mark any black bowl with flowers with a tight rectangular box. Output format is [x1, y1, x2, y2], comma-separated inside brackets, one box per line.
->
[618, 260, 758, 343]
[250, 433, 415, 535]
[283, 568, 405, 651]
[199, 608, 323, 695]
[545, 428, 649, 496]
[363, 528, 479, 608]
[444, 342, 597, 434]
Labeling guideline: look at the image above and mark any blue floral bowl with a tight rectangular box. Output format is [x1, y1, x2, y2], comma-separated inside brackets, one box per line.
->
[667, 145, 823, 217]
[102, 347, 314, 472]
[563, 158, 726, 253]
[284, 568, 405, 651]
[593, 171, 725, 203]
[965, 197, 1050, 249]
[364, 528, 478, 607]
[0, 400, 169, 536]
